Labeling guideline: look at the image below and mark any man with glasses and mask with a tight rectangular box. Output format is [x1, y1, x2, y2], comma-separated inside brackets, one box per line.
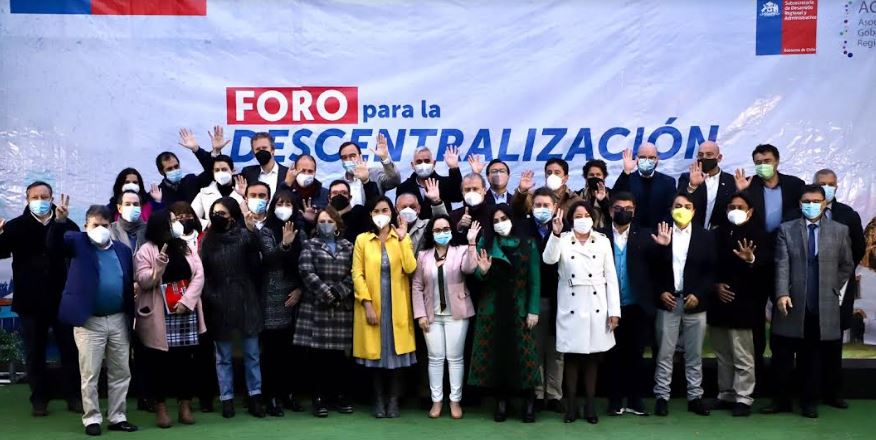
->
[485, 159, 512, 205]
[337, 134, 401, 207]
[678, 141, 735, 230]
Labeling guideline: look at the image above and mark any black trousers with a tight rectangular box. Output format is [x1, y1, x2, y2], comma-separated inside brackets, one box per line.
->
[141, 345, 198, 402]
[260, 327, 296, 400]
[308, 348, 352, 399]
[19, 314, 80, 405]
[604, 305, 650, 405]
[770, 313, 841, 405]
[193, 330, 217, 404]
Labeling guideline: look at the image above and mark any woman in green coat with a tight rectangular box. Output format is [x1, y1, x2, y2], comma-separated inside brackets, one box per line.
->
[468, 203, 541, 423]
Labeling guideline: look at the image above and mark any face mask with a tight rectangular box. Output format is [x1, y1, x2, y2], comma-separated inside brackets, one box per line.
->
[29, 199, 51, 217]
[414, 163, 434, 178]
[255, 150, 273, 166]
[464, 192, 484, 207]
[342, 160, 357, 173]
[318, 222, 336, 237]
[801, 202, 823, 220]
[586, 177, 603, 190]
[274, 206, 293, 222]
[488, 171, 506, 187]
[182, 219, 197, 234]
[214, 171, 232, 186]
[171, 220, 185, 238]
[821, 185, 836, 202]
[330, 195, 350, 210]
[87, 226, 111, 246]
[247, 198, 268, 215]
[493, 220, 513, 237]
[671, 207, 694, 227]
[433, 231, 453, 246]
[165, 168, 184, 184]
[755, 163, 775, 180]
[399, 207, 419, 224]
[372, 214, 391, 229]
[210, 214, 231, 231]
[698, 158, 718, 173]
[296, 173, 314, 187]
[533, 207, 553, 224]
[573, 217, 593, 234]
[545, 174, 563, 191]
[121, 182, 140, 193]
[120, 205, 141, 223]
[638, 158, 656, 175]
[727, 209, 749, 226]
[613, 210, 634, 226]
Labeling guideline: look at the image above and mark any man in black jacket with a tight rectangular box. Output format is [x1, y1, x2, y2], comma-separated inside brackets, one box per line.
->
[652, 193, 715, 417]
[240, 132, 290, 198]
[677, 141, 736, 230]
[394, 146, 463, 219]
[613, 144, 677, 229]
[0, 182, 81, 416]
[813, 169, 866, 409]
[159, 126, 228, 205]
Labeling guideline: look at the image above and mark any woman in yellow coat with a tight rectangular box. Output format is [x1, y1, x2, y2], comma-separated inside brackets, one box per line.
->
[352, 195, 417, 418]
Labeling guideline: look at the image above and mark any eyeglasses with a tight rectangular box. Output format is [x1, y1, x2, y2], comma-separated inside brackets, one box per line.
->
[488, 169, 508, 175]
[432, 227, 452, 234]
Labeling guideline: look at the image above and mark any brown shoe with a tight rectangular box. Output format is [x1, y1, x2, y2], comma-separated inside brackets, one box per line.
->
[154, 402, 172, 428]
[428, 402, 442, 418]
[449, 401, 463, 419]
[178, 400, 195, 425]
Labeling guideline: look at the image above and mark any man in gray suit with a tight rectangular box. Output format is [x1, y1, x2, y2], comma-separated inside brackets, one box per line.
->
[762, 184, 854, 418]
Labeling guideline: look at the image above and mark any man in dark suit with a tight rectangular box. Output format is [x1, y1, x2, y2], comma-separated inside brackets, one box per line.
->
[159, 126, 229, 205]
[485, 159, 512, 206]
[394, 146, 463, 219]
[239, 132, 290, 199]
[813, 169, 866, 409]
[612, 143, 677, 229]
[601, 191, 667, 416]
[450, 173, 492, 245]
[763, 185, 854, 418]
[677, 141, 735, 230]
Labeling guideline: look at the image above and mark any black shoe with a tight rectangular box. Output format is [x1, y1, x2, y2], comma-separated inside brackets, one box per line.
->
[585, 408, 598, 424]
[336, 395, 354, 414]
[312, 396, 329, 418]
[494, 399, 508, 422]
[85, 423, 101, 436]
[386, 398, 400, 418]
[760, 400, 792, 414]
[67, 399, 83, 414]
[107, 421, 139, 432]
[137, 397, 155, 413]
[687, 398, 710, 416]
[221, 399, 235, 418]
[534, 398, 545, 412]
[522, 396, 536, 423]
[713, 400, 735, 410]
[31, 401, 48, 417]
[265, 397, 284, 417]
[654, 398, 669, 416]
[732, 402, 752, 417]
[823, 398, 849, 409]
[199, 397, 214, 413]
[248, 395, 266, 418]
[283, 394, 304, 412]
[545, 399, 562, 413]
[564, 399, 578, 423]
[801, 404, 818, 418]
[372, 395, 386, 418]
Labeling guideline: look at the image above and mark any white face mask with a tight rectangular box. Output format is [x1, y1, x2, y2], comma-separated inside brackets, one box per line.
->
[545, 174, 563, 191]
[414, 163, 434, 178]
[296, 173, 315, 187]
[727, 209, 749, 226]
[171, 220, 185, 238]
[120, 205, 141, 223]
[464, 191, 484, 207]
[274, 206, 294, 222]
[87, 226, 111, 246]
[399, 207, 419, 224]
[573, 217, 593, 234]
[214, 171, 232, 186]
[372, 214, 391, 229]
[493, 219, 513, 237]
[121, 182, 140, 193]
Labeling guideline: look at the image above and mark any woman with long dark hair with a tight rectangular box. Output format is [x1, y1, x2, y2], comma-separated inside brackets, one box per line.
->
[107, 167, 163, 221]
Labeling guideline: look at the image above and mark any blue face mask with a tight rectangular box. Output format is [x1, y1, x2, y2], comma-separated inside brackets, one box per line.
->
[342, 160, 357, 173]
[821, 185, 836, 202]
[165, 168, 184, 184]
[638, 158, 656, 175]
[801, 202, 823, 220]
[433, 231, 453, 246]
[533, 207, 553, 224]
[29, 200, 51, 217]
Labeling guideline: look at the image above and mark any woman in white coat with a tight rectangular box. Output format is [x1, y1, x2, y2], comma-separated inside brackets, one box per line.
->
[191, 154, 245, 228]
[542, 200, 620, 424]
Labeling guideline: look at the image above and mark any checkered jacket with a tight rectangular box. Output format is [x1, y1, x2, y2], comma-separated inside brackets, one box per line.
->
[293, 237, 354, 351]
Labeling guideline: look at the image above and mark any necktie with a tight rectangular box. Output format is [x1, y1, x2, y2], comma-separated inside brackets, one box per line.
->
[435, 250, 447, 312]
[806, 224, 819, 314]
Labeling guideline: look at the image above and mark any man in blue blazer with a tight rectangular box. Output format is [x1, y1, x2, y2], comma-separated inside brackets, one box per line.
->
[613, 143, 677, 229]
[48, 201, 138, 436]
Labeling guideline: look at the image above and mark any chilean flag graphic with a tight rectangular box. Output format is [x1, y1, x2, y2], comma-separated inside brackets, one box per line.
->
[755, 0, 818, 55]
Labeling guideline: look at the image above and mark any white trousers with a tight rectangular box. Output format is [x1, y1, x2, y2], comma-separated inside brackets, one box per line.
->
[422, 315, 469, 402]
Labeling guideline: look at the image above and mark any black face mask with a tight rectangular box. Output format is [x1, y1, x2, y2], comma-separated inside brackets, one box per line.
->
[182, 219, 198, 235]
[612, 210, 634, 226]
[209, 215, 231, 232]
[255, 150, 273, 166]
[698, 158, 718, 173]
[586, 177, 604, 190]
[330, 195, 350, 211]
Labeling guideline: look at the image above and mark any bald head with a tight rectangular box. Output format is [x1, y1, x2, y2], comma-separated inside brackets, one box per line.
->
[637, 142, 658, 160]
[698, 141, 720, 156]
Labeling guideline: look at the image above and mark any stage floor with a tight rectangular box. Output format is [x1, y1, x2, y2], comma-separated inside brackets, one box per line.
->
[0, 384, 871, 440]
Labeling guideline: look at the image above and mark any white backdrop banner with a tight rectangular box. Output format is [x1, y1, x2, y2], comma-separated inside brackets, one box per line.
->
[2, 0, 876, 229]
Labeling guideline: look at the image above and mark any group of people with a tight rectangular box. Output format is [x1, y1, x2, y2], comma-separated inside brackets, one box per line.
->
[0, 127, 868, 436]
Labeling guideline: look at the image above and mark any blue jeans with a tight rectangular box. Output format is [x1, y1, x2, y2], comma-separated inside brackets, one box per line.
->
[215, 337, 262, 401]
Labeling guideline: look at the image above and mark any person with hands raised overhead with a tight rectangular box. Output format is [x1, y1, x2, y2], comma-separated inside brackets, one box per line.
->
[190, 154, 245, 227]
[612, 144, 677, 229]
[338, 134, 402, 206]
[156, 126, 229, 205]
[395, 145, 464, 219]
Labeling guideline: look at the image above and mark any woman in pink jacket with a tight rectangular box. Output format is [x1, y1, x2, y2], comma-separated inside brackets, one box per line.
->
[134, 209, 206, 429]
[411, 215, 480, 419]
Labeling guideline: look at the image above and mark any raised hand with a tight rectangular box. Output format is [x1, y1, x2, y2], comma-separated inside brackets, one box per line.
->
[477, 248, 492, 274]
[154, 243, 169, 281]
[394, 216, 409, 240]
[734, 168, 752, 191]
[688, 161, 705, 189]
[457, 207, 472, 230]
[518, 170, 535, 193]
[551, 208, 564, 236]
[424, 177, 442, 204]
[0, 218, 5, 233]
[622, 148, 636, 174]
[234, 175, 247, 196]
[55, 193, 70, 222]
[301, 198, 317, 223]
[149, 183, 162, 203]
[594, 181, 607, 201]
[353, 158, 370, 182]
[281, 221, 297, 246]
[372, 133, 390, 161]
[178, 128, 199, 152]
[208, 125, 231, 153]
[244, 212, 257, 231]
[733, 238, 757, 263]
[467, 220, 482, 244]
[651, 221, 672, 246]
[444, 145, 460, 169]
[467, 154, 484, 175]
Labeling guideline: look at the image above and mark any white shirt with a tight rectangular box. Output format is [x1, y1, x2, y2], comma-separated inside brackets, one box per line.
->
[258, 164, 280, 199]
[806, 218, 820, 256]
[704, 171, 721, 228]
[344, 174, 366, 207]
[491, 189, 508, 205]
[612, 224, 629, 251]
[671, 224, 693, 292]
